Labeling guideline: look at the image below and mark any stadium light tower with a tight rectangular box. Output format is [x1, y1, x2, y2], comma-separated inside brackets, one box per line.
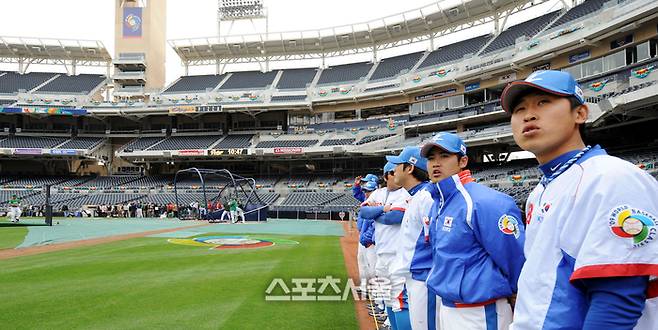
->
[217, 0, 269, 72]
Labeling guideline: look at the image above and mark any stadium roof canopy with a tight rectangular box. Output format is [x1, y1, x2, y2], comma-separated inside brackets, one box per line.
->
[0, 36, 112, 68]
[169, 0, 546, 65]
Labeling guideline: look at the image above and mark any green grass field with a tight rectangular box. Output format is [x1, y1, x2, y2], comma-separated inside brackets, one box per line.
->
[0, 219, 29, 249]
[0, 230, 358, 329]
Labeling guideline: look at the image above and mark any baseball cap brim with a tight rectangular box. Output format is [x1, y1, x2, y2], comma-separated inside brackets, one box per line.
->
[385, 155, 404, 164]
[501, 81, 572, 113]
[420, 142, 460, 158]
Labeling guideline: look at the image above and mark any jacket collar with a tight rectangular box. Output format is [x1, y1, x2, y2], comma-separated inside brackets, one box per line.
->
[428, 170, 474, 200]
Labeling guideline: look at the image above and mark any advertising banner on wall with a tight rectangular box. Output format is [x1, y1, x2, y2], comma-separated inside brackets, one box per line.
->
[414, 88, 457, 102]
[14, 148, 42, 155]
[1, 107, 87, 116]
[274, 147, 303, 155]
[569, 50, 591, 64]
[168, 106, 196, 114]
[49, 149, 79, 156]
[465, 82, 480, 92]
[177, 149, 206, 156]
[123, 7, 143, 38]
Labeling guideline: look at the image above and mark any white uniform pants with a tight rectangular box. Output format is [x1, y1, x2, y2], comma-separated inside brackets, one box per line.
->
[231, 209, 245, 223]
[375, 252, 399, 308]
[9, 206, 21, 221]
[440, 298, 512, 330]
[357, 244, 377, 283]
[407, 276, 441, 330]
[635, 296, 657, 330]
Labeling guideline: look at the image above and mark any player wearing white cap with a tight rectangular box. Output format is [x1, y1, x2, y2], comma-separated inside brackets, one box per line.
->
[422, 132, 525, 330]
[360, 161, 412, 330]
[505, 70, 658, 330]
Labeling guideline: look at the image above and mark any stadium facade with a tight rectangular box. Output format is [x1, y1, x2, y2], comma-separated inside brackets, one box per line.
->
[0, 0, 657, 219]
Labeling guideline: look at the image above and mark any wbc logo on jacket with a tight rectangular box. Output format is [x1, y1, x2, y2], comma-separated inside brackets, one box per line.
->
[498, 214, 520, 239]
[609, 205, 657, 248]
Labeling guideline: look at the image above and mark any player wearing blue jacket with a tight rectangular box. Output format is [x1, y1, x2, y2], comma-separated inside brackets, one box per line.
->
[353, 173, 379, 203]
[422, 132, 525, 330]
[356, 179, 379, 291]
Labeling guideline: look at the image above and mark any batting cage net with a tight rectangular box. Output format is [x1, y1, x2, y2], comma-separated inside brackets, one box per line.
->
[173, 168, 269, 222]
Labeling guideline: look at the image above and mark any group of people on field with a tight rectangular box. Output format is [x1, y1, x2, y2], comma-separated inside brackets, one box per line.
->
[4, 196, 246, 222]
[352, 71, 657, 330]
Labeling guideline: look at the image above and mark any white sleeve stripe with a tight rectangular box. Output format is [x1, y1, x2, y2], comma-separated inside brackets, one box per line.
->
[454, 176, 474, 229]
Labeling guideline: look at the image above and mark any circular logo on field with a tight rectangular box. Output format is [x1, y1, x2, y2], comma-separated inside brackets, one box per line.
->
[609, 205, 657, 248]
[498, 214, 520, 239]
[168, 235, 298, 250]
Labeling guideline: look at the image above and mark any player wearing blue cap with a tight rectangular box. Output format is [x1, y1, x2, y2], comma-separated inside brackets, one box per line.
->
[357, 179, 379, 288]
[360, 161, 412, 330]
[421, 132, 525, 330]
[353, 173, 379, 203]
[385, 146, 440, 330]
[505, 70, 658, 330]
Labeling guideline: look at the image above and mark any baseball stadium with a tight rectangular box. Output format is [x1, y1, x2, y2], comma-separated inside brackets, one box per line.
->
[1, 0, 657, 329]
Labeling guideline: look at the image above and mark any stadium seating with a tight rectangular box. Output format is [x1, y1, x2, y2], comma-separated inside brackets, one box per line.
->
[66, 193, 146, 207]
[163, 74, 226, 93]
[0, 135, 68, 148]
[140, 193, 206, 205]
[280, 192, 344, 206]
[255, 177, 279, 188]
[276, 68, 318, 89]
[118, 175, 171, 188]
[122, 137, 166, 151]
[0, 99, 16, 105]
[316, 62, 373, 85]
[547, 0, 608, 30]
[480, 11, 561, 55]
[25, 193, 86, 208]
[282, 177, 312, 188]
[2, 146, 656, 211]
[56, 137, 105, 150]
[0, 190, 39, 205]
[320, 138, 356, 146]
[409, 100, 502, 124]
[149, 135, 221, 150]
[324, 194, 359, 207]
[271, 95, 307, 102]
[219, 70, 278, 90]
[418, 35, 491, 69]
[355, 134, 395, 145]
[255, 139, 318, 148]
[77, 176, 142, 187]
[245, 192, 280, 205]
[303, 115, 404, 131]
[370, 52, 424, 80]
[1, 176, 78, 188]
[213, 134, 254, 149]
[0, 72, 57, 94]
[36, 74, 106, 94]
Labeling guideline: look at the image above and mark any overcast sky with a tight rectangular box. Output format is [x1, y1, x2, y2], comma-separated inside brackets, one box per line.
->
[0, 0, 562, 85]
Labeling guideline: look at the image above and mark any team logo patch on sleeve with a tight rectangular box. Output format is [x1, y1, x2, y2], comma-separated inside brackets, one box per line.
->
[498, 214, 521, 239]
[609, 205, 657, 248]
